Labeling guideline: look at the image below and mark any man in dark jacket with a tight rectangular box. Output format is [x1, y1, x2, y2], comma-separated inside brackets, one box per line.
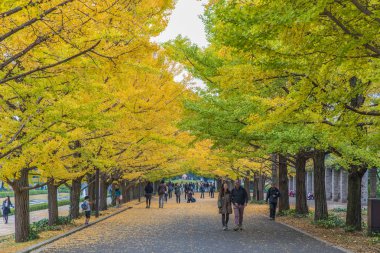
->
[231, 180, 248, 231]
[266, 182, 281, 220]
[157, 181, 167, 208]
[144, 182, 154, 208]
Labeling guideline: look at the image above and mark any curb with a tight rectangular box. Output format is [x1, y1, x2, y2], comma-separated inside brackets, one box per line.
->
[19, 206, 133, 253]
[260, 215, 353, 253]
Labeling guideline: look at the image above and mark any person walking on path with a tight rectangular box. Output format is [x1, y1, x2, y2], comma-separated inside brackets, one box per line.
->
[231, 180, 248, 231]
[174, 183, 181, 203]
[157, 181, 167, 208]
[168, 182, 173, 199]
[266, 182, 281, 220]
[200, 184, 205, 199]
[210, 183, 215, 198]
[144, 181, 154, 208]
[115, 187, 122, 208]
[81, 196, 91, 225]
[218, 182, 232, 231]
[2, 196, 13, 224]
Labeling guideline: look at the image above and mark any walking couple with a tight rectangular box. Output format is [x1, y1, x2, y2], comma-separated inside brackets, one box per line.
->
[218, 180, 248, 231]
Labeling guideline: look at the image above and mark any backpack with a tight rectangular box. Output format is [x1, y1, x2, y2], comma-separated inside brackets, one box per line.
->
[81, 201, 89, 211]
[159, 185, 166, 195]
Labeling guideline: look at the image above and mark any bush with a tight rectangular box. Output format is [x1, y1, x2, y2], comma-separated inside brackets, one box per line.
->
[313, 214, 345, 229]
[28, 216, 73, 241]
[0, 188, 70, 198]
[331, 207, 347, 213]
[278, 209, 297, 217]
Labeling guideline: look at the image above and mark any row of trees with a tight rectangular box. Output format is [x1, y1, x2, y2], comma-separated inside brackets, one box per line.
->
[164, 0, 379, 231]
[0, 0, 206, 242]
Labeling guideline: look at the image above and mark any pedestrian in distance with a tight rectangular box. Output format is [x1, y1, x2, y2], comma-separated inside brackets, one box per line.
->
[218, 182, 232, 231]
[187, 189, 196, 203]
[210, 183, 215, 198]
[200, 184, 205, 198]
[157, 180, 167, 208]
[174, 183, 181, 203]
[144, 181, 154, 208]
[115, 187, 122, 208]
[266, 182, 281, 220]
[168, 182, 173, 199]
[2, 196, 13, 224]
[81, 196, 91, 225]
[231, 180, 248, 231]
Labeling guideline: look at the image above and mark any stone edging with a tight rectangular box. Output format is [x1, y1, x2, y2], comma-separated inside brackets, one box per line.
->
[271, 216, 353, 253]
[18, 206, 133, 253]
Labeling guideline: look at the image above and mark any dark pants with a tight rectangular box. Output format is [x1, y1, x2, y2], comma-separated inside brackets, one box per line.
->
[222, 214, 229, 227]
[169, 191, 173, 199]
[270, 202, 277, 219]
[176, 194, 181, 203]
[145, 194, 152, 207]
[185, 192, 187, 199]
[200, 192, 205, 198]
[210, 191, 214, 198]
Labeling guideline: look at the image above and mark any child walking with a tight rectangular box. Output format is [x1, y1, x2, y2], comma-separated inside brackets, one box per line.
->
[81, 196, 91, 225]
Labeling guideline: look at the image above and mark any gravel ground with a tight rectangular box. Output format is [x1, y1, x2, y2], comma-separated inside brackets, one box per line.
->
[34, 194, 346, 253]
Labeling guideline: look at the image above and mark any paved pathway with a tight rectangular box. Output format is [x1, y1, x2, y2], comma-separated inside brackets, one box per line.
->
[35, 194, 345, 253]
[0, 205, 70, 237]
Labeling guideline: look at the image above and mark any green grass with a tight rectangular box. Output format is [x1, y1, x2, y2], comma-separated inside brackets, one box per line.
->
[0, 198, 82, 217]
[331, 207, 347, 213]
[312, 214, 345, 228]
[0, 187, 70, 198]
[28, 216, 73, 240]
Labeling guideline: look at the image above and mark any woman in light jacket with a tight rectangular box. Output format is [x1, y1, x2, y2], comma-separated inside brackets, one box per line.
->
[218, 182, 232, 230]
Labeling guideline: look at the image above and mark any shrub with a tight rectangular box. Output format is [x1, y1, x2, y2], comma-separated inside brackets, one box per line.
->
[28, 216, 73, 241]
[331, 207, 347, 213]
[278, 209, 297, 217]
[313, 214, 345, 229]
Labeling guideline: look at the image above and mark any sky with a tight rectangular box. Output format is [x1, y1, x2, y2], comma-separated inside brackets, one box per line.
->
[153, 0, 209, 48]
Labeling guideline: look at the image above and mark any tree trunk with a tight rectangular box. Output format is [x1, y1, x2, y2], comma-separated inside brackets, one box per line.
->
[244, 176, 251, 201]
[70, 178, 82, 219]
[271, 153, 278, 186]
[99, 175, 109, 211]
[258, 175, 265, 200]
[13, 169, 30, 242]
[346, 165, 367, 230]
[111, 183, 116, 206]
[369, 167, 378, 198]
[252, 174, 258, 200]
[295, 152, 308, 215]
[47, 181, 58, 226]
[313, 150, 328, 221]
[87, 173, 96, 210]
[278, 154, 290, 212]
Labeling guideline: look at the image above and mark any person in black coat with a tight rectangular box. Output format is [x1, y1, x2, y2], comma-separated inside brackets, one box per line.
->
[231, 180, 248, 231]
[144, 182, 154, 208]
[266, 183, 281, 220]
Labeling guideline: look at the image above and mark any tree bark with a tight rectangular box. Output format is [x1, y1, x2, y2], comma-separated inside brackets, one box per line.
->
[13, 169, 30, 242]
[295, 152, 308, 215]
[258, 175, 265, 200]
[99, 175, 109, 211]
[70, 178, 82, 219]
[278, 154, 290, 212]
[252, 174, 258, 200]
[313, 150, 328, 221]
[271, 153, 278, 186]
[346, 165, 367, 230]
[244, 176, 251, 201]
[87, 173, 96, 210]
[369, 167, 378, 198]
[111, 183, 116, 206]
[47, 181, 58, 226]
